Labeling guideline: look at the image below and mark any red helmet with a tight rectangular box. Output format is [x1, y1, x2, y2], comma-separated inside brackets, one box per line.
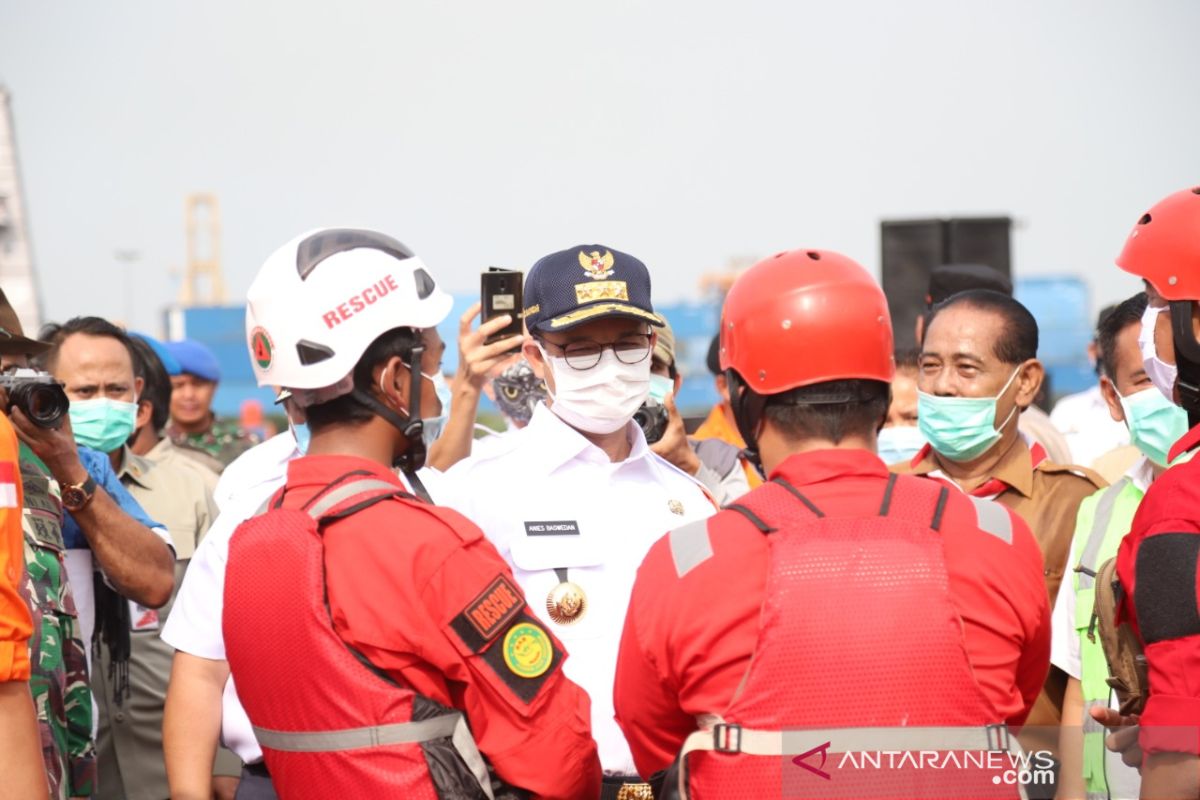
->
[1116, 186, 1200, 301]
[720, 249, 894, 394]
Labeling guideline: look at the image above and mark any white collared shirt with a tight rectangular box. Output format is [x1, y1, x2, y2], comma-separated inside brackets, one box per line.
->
[1049, 385, 1131, 468]
[161, 432, 299, 763]
[439, 403, 716, 775]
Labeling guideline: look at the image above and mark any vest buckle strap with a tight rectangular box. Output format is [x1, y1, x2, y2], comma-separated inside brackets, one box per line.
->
[712, 723, 743, 754]
[985, 722, 1010, 753]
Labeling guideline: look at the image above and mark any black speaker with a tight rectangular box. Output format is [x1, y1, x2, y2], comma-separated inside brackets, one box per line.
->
[881, 216, 1012, 350]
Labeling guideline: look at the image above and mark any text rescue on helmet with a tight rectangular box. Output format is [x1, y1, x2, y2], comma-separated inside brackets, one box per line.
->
[322, 274, 403, 329]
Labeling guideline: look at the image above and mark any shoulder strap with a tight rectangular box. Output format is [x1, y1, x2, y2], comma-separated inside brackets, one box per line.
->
[877, 472, 951, 532]
[1074, 477, 1132, 590]
[772, 477, 825, 517]
[724, 476, 823, 536]
[305, 478, 412, 521]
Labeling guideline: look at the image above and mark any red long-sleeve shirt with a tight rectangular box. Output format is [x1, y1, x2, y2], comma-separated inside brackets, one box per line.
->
[1115, 424, 1200, 756]
[614, 448, 1051, 778]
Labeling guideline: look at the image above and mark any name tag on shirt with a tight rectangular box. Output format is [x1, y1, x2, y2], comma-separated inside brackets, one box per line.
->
[523, 520, 581, 537]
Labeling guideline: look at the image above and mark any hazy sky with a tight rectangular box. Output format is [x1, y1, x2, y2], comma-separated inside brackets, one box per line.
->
[2, 0, 1198, 335]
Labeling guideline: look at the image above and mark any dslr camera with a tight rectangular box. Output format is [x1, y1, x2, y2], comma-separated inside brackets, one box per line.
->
[634, 398, 670, 445]
[0, 368, 69, 429]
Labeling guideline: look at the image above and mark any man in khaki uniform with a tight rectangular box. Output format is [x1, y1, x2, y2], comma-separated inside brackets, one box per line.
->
[892, 289, 1104, 799]
[43, 318, 223, 800]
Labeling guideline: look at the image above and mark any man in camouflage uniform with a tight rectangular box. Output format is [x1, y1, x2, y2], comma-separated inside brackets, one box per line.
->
[19, 448, 96, 799]
[163, 339, 260, 467]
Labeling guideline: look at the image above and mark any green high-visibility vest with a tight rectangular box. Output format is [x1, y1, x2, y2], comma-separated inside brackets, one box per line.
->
[1071, 476, 1142, 799]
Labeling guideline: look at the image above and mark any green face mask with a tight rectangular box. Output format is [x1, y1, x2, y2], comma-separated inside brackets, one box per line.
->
[917, 368, 1020, 462]
[1118, 386, 1190, 467]
[69, 397, 138, 453]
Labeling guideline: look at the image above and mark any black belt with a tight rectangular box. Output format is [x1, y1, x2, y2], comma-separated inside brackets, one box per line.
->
[600, 775, 653, 800]
[243, 760, 271, 778]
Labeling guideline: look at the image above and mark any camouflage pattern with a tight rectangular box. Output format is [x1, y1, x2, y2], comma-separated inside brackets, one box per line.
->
[166, 418, 262, 468]
[17, 448, 96, 799]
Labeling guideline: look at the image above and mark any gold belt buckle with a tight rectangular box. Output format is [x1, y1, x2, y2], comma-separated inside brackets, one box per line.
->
[616, 783, 653, 800]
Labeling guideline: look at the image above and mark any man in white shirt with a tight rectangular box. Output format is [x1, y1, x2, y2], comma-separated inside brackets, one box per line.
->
[1050, 304, 1132, 469]
[162, 427, 298, 800]
[439, 245, 716, 798]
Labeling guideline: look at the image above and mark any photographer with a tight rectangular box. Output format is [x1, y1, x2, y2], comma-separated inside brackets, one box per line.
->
[645, 316, 749, 506]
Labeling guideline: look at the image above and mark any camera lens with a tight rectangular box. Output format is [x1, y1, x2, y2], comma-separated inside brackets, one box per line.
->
[11, 382, 69, 428]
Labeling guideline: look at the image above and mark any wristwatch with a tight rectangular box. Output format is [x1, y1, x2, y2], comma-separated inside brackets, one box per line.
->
[61, 475, 97, 513]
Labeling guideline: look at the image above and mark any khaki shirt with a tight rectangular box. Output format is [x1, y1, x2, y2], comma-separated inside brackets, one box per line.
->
[91, 447, 221, 800]
[892, 435, 1105, 743]
[148, 435, 226, 483]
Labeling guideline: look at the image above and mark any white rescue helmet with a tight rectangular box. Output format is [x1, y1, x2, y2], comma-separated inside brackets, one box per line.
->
[245, 228, 453, 391]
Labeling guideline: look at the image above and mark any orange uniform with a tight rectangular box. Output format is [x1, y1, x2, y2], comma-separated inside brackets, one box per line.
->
[0, 412, 31, 682]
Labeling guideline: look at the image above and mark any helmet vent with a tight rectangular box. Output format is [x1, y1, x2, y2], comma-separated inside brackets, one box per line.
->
[295, 229, 414, 280]
[296, 339, 335, 366]
[806, 251, 821, 260]
[413, 268, 436, 300]
[1139, 213, 1153, 225]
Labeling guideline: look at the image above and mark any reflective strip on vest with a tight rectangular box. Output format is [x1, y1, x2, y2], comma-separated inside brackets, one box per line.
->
[305, 479, 402, 520]
[253, 711, 460, 753]
[1075, 478, 1131, 591]
[1070, 477, 1141, 799]
[966, 496, 1013, 544]
[670, 520, 713, 578]
[680, 724, 1030, 800]
[254, 712, 495, 800]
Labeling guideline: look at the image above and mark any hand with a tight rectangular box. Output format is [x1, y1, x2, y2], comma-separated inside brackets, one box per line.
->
[8, 405, 88, 485]
[455, 302, 525, 395]
[1091, 706, 1143, 771]
[650, 393, 701, 475]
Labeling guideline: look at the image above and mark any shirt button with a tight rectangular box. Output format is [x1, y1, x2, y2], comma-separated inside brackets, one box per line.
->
[115, 712, 126, 723]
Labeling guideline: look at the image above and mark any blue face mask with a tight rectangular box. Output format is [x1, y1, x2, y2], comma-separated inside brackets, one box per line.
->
[876, 425, 926, 466]
[288, 420, 311, 455]
[420, 371, 453, 448]
[648, 374, 673, 404]
[69, 397, 138, 453]
[917, 368, 1020, 463]
[1119, 386, 1190, 467]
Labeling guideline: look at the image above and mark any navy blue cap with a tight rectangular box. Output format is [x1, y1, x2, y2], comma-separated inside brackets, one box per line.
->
[164, 338, 221, 383]
[523, 244, 663, 333]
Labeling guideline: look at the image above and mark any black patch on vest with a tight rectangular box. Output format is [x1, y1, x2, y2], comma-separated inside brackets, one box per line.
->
[450, 575, 523, 652]
[523, 520, 580, 536]
[479, 612, 563, 704]
[1134, 533, 1200, 644]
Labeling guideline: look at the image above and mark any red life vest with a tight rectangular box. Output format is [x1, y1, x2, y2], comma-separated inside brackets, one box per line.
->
[223, 474, 495, 800]
[676, 474, 1025, 800]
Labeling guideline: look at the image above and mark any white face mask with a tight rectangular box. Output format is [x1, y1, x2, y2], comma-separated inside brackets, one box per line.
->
[540, 346, 650, 434]
[1139, 304, 1178, 401]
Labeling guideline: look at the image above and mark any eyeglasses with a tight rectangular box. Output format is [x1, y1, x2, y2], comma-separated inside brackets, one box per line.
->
[540, 333, 653, 370]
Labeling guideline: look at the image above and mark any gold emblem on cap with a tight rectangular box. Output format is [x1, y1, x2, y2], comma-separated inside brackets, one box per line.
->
[669, 499, 685, 516]
[578, 250, 615, 280]
[546, 581, 587, 625]
[575, 280, 628, 304]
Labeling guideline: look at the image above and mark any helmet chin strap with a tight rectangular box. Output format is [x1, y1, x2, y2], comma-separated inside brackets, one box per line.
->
[726, 369, 767, 478]
[350, 343, 431, 499]
[1170, 301, 1200, 428]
